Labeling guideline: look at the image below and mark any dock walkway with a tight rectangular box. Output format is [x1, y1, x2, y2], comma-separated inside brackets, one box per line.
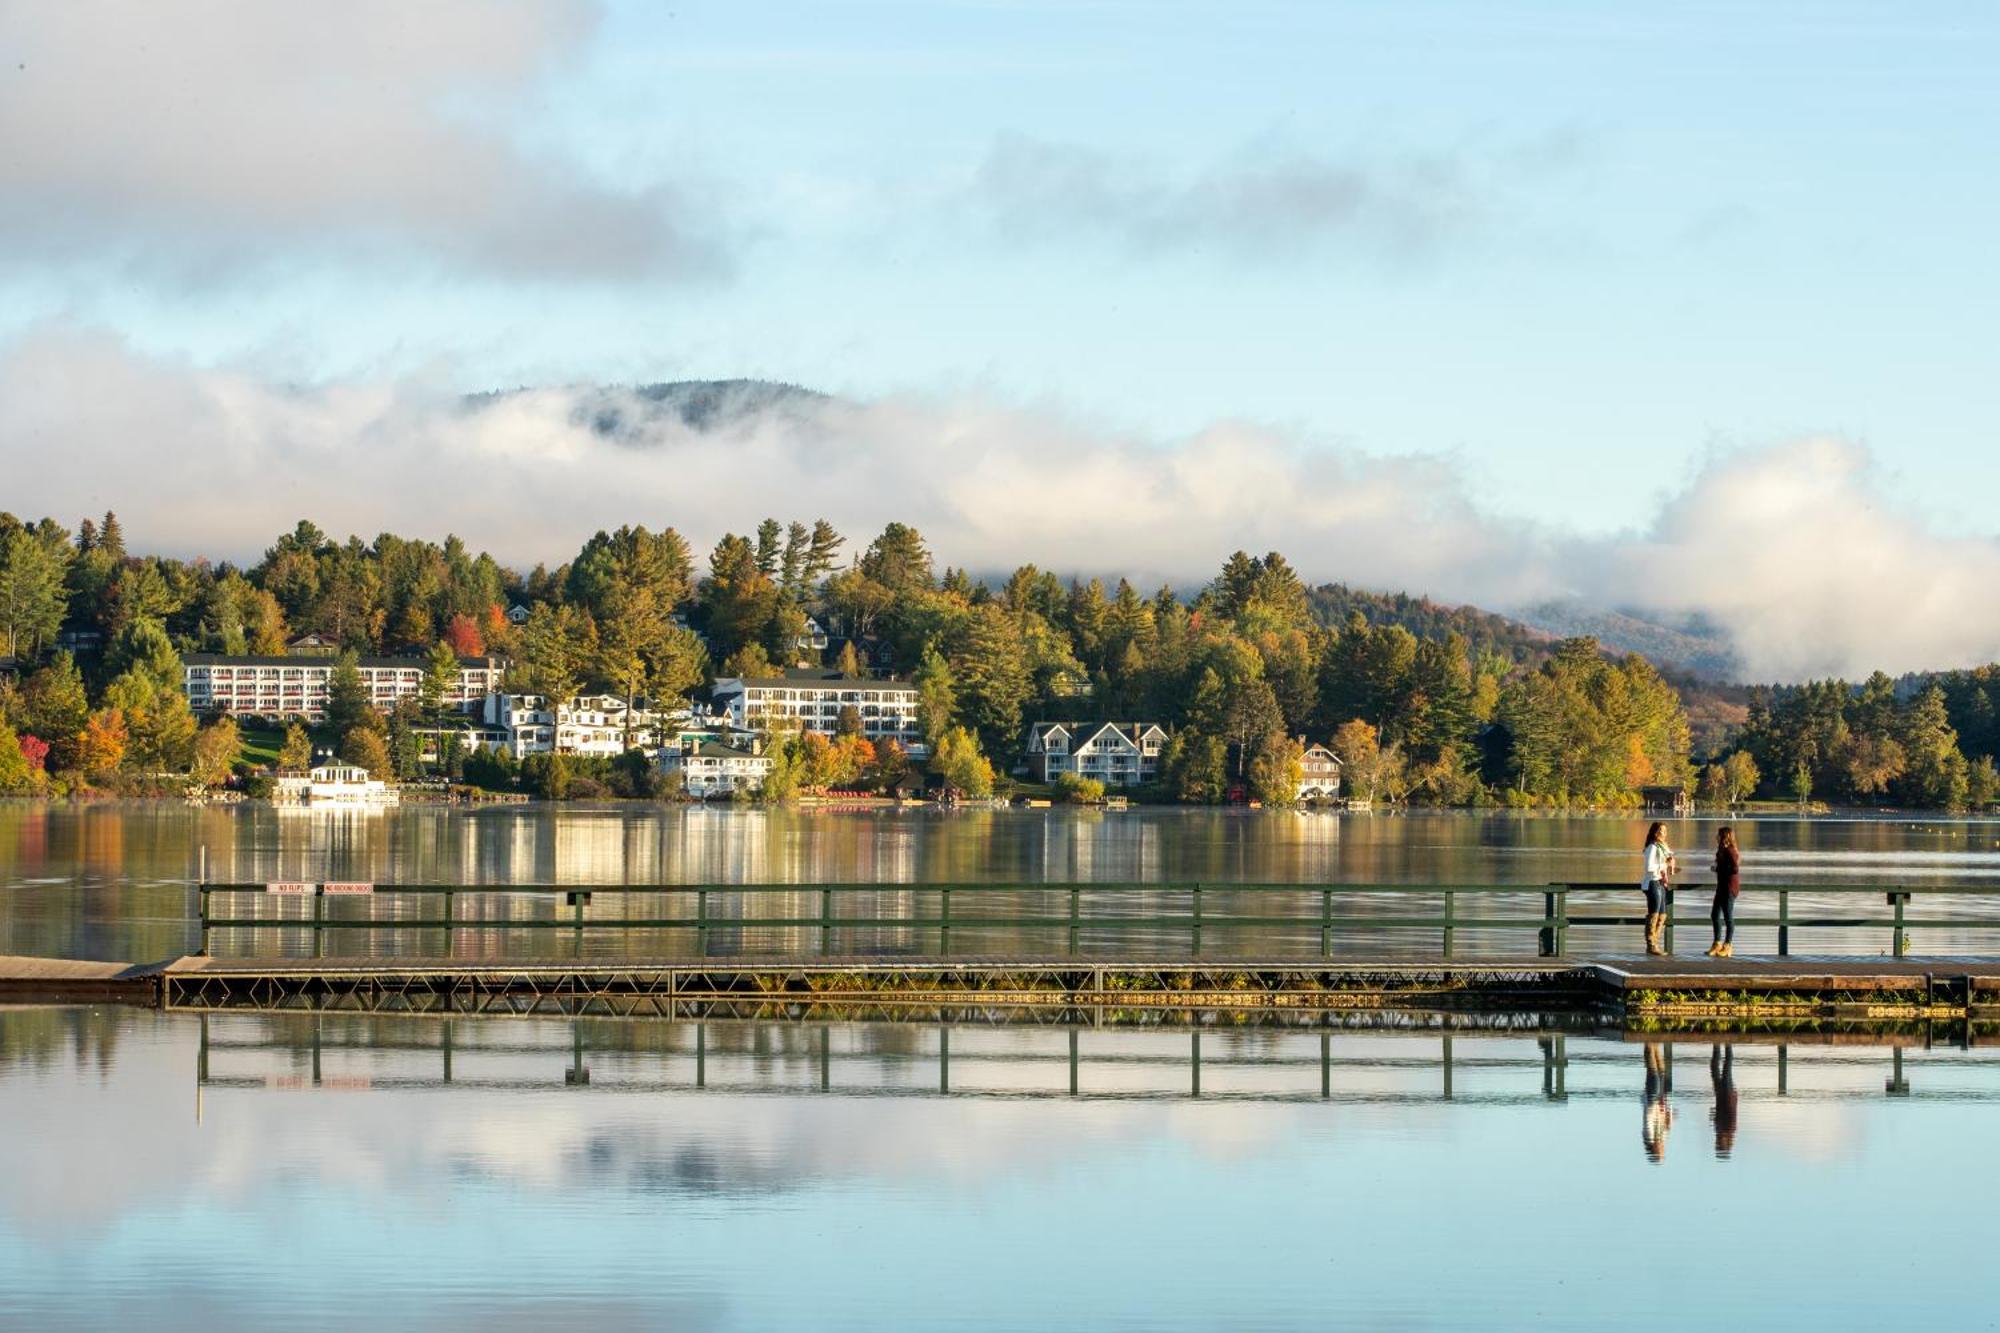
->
[7, 952, 2000, 1018]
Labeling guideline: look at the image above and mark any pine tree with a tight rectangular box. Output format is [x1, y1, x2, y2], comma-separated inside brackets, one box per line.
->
[324, 651, 375, 741]
[949, 603, 1030, 754]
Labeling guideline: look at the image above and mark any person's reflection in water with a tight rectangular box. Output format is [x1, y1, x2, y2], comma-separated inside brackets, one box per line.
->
[1710, 1045, 1738, 1159]
[1642, 1043, 1674, 1162]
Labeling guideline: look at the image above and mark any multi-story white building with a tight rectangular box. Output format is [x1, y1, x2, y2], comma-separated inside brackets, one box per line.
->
[183, 654, 507, 722]
[666, 741, 773, 797]
[711, 669, 926, 756]
[1025, 721, 1168, 786]
[1299, 742, 1343, 802]
[479, 693, 662, 758]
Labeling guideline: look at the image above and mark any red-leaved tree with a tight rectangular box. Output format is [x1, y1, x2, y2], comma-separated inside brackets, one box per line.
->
[443, 613, 485, 657]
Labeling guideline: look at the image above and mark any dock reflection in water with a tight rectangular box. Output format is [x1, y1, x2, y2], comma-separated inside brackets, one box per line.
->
[3, 1006, 1998, 1330]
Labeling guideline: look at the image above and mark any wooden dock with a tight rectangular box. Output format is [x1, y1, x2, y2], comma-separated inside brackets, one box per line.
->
[0, 954, 171, 1003]
[7, 952, 2000, 1018]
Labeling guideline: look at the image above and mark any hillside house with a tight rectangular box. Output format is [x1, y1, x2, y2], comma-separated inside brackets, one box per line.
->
[1025, 721, 1168, 787]
[1299, 742, 1343, 802]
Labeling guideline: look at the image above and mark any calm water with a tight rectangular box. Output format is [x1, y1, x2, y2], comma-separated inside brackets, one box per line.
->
[2, 1005, 1995, 1330]
[6, 803, 2000, 962]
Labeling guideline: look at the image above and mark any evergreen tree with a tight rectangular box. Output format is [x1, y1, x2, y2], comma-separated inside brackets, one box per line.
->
[323, 650, 375, 741]
[949, 603, 1030, 755]
[1162, 730, 1226, 803]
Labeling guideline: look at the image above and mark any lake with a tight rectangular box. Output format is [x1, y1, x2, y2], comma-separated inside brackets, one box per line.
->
[6, 802, 2000, 962]
[1, 1004, 1993, 1330]
[8, 805, 2000, 1328]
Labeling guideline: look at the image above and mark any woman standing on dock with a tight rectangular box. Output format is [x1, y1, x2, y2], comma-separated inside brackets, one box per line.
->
[1708, 827, 1741, 958]
[1641, 822, 1676, 956]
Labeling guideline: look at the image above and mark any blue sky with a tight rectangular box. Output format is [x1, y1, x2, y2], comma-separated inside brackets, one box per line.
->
[4, 2, 1999, 675]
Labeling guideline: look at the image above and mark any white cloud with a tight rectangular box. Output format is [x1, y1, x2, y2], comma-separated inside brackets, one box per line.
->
[1575, 438, 2000, 680]
[0, 1, 722, 282]
[3, 327, 1997, 682]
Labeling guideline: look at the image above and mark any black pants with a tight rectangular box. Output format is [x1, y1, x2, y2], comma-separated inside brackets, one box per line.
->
[1710, 890, 1735, 943]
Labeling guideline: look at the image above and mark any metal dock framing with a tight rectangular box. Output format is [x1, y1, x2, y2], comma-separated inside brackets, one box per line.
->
[139, 954, 2000, 1019]
[156, 956, 1604, 1014]
[9, 953, 2000, 1020]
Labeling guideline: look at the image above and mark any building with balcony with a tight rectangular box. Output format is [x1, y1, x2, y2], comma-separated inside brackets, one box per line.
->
[479, 693, 663, 758]
[711, 669, 926, 757]
[183, 654, 506, 723]
[665, 740, 773, 797]
[1299, 742, 1343, 801]
[1024, 721, 1168, 787]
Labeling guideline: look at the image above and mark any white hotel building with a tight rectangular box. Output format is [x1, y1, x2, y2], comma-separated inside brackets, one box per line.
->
[711, 670, 926, 756]
[183, 654, 507, 722]
[479, 692, 665, 758]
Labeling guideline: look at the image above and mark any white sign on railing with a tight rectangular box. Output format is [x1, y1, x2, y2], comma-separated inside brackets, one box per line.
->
[322, 882, 375, 896]
[265, 881, 314, 895]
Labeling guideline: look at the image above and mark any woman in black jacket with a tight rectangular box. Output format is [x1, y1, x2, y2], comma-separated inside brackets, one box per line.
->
[1708, 827, 1741, 958]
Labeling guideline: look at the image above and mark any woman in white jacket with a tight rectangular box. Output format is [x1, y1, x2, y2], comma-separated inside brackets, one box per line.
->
[1640, 822, 1677, 956]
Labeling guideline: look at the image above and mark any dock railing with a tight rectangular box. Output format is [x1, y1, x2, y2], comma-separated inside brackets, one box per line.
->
[194, 880, 2000, 960]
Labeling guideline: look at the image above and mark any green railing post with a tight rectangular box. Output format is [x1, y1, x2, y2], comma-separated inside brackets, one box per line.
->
[1541, 891, 1556, 957]
[441, 889, 453, 959]
[696, 888, 708, 958]
[1556, 888, 1568, 957]
[1442, 889, 1455, 959]
[572, 892, 585, 958]
[1663, 886, 1675, 955]
[199, 884, 211, 956]
[1320, 887, 1333, 959]
[312, 885, 324, 960]
[939, 886, 951, 956]
[1892, 890, 1907, 958]
[1191, 883, 1203, 959]
[820, 887, 833, 956]
[1779, 888, 1790, 957]
[1068, 885, 1080, 958]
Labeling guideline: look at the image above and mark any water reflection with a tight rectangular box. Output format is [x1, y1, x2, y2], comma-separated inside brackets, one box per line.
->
[9, 803, 2000, 963]
[6, 1006, 2000, 1331]
[1643, 1042, 1674, 1162]
[1711, 1045, 1739, 1158]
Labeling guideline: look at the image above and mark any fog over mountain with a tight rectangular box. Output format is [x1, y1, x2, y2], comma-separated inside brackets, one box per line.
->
[5, 325, 1996, 684]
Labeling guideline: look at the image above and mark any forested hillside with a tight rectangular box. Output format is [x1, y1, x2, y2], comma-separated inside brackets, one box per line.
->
[0, 508, 1989, 809]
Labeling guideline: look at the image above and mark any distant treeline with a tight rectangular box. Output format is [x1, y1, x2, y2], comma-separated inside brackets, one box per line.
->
[0, 510, 1990, 809]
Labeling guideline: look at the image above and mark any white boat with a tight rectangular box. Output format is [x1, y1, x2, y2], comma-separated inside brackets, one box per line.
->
[272, 764, 401, 806]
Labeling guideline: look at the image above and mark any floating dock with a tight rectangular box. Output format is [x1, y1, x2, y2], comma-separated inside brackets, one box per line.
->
[8, 952, 2000, 1020]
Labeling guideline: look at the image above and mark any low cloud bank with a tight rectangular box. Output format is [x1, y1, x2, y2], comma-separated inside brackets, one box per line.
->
[3, 328, 1994, 683]
[0, 2, 721, 283]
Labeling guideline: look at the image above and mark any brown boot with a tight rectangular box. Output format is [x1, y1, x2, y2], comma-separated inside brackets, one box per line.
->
[1645, 914, 1667, 956]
